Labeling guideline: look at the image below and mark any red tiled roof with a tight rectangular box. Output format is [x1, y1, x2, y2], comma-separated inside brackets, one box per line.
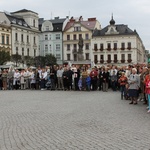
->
[64, 20, 96, 31]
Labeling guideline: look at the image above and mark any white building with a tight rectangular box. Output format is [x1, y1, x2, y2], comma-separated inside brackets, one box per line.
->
[0, 9, 39, 57]
[91, 16, 146, 66]
[39, 17, 69, 64]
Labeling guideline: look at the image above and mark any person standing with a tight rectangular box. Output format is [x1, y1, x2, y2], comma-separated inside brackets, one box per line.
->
[110, 71, 117, 91]
[128, 68, 140, 105]
[118, 72, 128, 100]
[13, 69, 20, 90]
[145, 74, 150, 113]
[90, 67, 98, 91]
[102, 68, 109, 92]
[57, 66, 64, 90]
[20, 69, 26, 90]
[2, 69, 8, 90]
[39, 68, 47, 90]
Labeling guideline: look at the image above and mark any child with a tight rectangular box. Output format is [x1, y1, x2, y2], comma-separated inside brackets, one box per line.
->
[78, 77, 82, 91]
[86, 74, 91, 91]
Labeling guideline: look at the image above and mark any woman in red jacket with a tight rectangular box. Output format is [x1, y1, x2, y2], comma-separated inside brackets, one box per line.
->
[145, 74, 150, 113]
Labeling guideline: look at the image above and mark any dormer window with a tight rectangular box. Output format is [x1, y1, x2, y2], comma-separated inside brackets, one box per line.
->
[12, 19, 16, 24]
[18, 21, 22, 25]
[46, 26, 49, 31]
[74, 26, 81, 31]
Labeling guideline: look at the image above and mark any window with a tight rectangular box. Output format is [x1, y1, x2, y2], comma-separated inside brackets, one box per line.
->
[74, 26, 81, 31]
[45, 45, 48, 51]
[46, 26, 49, 31]
[121, 43, 125, 50]
[21, 34, 24, 42]
[2, 35, 5, 44]
[27, 48, 29, 56]
[107, 43, 111, 50]
[114, 54, 117, 62]
[56, 44, 60, 51]
[34, 37, 36, 44]
[128, 54, 131, 60]
[79, 34, 82, 39]
[67, 35, 70, 40]
[22, 48, 24, 56]
[15, 33, 18, 41]
[94, 55, 98, 63]
[50, 45, 52, 51]
[121, 54, 125, 60]
[49, 35, 51, 40]
[114, 43, 117, 50]
[67, 44, 70, 50]
[45, 35, 48, 40]
[100, 55, 104, 60]
[100, 44, 104, 50]
[16, 47, 18, 54]
[6, 36, 9, 45]
[34, 49, 36, 57]
[85, 43, 89, 50]
[127, 42, 131, 49]
[73, 34, 76, 40]
[94, 44, 97, 50]
[85, 53, 89, 60]
[33, 19, 35, 27]
[56, 54, 61, 60]
[74, 54, 77, 61]
[85, 34, 89, 40]
[73, 44, 77, 50]
[67, 54, 70, 60]
[56, 34, 60, 40]
[27, 35, 29, 43]
[108, 54, 111, 60]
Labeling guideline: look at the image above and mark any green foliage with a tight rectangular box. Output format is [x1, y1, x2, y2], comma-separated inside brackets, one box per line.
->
[0, 50, 10, 65]
[11, 54, 22, 67]
[45, 54, 57, 66]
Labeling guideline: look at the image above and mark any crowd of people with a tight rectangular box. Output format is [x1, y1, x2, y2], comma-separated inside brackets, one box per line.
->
[0, 64, 150, 113]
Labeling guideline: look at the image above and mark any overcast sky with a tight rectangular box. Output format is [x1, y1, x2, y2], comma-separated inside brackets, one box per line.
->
[1, 0, 150, 50]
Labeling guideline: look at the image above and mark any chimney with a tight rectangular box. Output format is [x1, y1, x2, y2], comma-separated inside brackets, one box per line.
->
[79, 16, 83, 21]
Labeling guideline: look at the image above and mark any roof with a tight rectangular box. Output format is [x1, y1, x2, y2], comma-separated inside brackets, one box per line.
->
[5, 13, 30, 29]
[93, 24, 138, 37]
[64, 20, 96, 31]
[11, 9, 38, 15]
[38, 18, 66, 32]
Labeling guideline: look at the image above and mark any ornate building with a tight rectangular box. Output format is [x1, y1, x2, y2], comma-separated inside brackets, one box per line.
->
[0, 20, 11, 54]
[63, 16, 101, 65]
[91, 16, 145, 66]
[39, 17, 69, 64]
[0, 9, 39, 58]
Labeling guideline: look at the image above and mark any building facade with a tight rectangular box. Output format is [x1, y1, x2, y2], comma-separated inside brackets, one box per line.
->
[91, 17, 146, 66]
[63, 16, 101, 65]
[39, 17, 69, 64]
[0, 20, 11, 54]
[0, 9, 39, 58]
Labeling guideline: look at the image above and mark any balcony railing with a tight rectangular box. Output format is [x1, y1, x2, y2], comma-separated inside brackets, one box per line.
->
[107, 60, 111, 63]
[100, 48, 104, 51]
[127, 47, 131, 50]
[121, 47, 125, 50]
[121, 59, 125, 63]
[100, 60, 104, 63]
[93, 48, 98, 51]
[107, 48, 111, 51]
[127, 59, 132, 63]
[113, 47, 117, 50]
[94, 60, 98, 64]
[114, 60, 118, 63]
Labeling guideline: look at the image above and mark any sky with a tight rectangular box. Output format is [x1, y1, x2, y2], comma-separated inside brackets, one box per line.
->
[1, 0, 150, 50]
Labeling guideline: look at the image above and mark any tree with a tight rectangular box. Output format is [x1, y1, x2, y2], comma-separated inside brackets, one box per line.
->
[11, 54, 22, 67]
[24, 56, 34, 67]
[34, 56, 45, 67]
[0, 50, 10, 65]
[45, 54, 57, 66]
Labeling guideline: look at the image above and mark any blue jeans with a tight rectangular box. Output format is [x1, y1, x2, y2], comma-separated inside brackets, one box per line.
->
[148, 94, 150, 110]
[120, 85, 125, 96]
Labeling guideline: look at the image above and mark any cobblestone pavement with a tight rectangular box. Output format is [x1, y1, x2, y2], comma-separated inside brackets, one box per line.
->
[0, 90, 150, 150]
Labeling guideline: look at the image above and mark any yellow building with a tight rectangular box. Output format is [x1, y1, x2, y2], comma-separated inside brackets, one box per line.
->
[0, 22, 11, 55]
[63, 16, 101, 65]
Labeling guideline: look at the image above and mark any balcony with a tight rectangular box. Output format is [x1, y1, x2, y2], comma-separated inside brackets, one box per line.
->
[107, 48, 111, 51]
[94, 60, 98, 64]
[107, 60, 111, 63]
[93, 48, 98, 51]
[114, 60, 118, 63]
[121, 59, 125, 63]
[100, 48, 104, 51]
[113, 47, 117, 51]
[127, 59, 132, 63]
[121, 47, 125, 50]
[100, 60, 104, 64]
[127, 47, 131, 50]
